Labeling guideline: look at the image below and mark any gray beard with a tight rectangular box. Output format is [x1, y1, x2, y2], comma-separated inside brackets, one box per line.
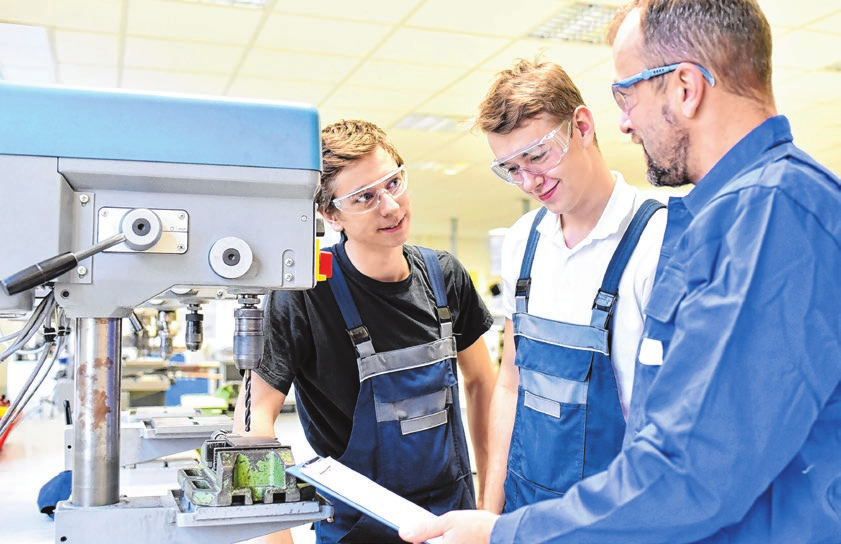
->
[645, 106, 694, 188]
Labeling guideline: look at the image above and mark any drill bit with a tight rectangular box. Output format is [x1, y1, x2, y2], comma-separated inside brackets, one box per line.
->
[244, 368, 252, 432]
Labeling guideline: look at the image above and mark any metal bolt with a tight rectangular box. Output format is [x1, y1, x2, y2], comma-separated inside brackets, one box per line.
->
[177, 244, 186, 252]
[284, 273, 294, 282]
[101, 209, 108, 217]
[284, 258, 295, 267]
[77, 266, 88, 277]
[216, 290, 224, 298]
[79, 194, 90, 205]
[178, 213, 186, 220]
[300, 215, 307, 222]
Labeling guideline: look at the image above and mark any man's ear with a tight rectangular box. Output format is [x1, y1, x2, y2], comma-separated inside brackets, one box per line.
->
[321, 209, 344, 232]
[674, 63, 707, 118]
[571, 105, 596, 147]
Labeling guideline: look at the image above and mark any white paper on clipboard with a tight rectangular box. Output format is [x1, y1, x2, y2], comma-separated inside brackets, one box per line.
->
[288, 456, 443, 544]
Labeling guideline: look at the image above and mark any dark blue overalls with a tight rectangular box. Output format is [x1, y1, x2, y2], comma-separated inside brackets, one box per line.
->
[503, 200, 663, 511]
[315, 246, 475, 543]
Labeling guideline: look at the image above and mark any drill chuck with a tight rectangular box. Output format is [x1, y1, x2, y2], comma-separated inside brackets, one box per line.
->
[185, 309, 204, 352]
[233, 306, 263, 371]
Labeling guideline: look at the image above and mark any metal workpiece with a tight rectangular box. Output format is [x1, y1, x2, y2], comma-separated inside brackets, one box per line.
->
[178, 433, 310, 507]
[73, 317, 122, 507]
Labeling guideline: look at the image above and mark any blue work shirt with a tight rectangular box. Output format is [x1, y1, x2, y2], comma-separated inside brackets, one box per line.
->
[491, 116, 841, 543]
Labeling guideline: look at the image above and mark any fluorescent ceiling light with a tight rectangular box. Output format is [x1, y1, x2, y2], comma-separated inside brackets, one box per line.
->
[394, 114, 469, 132]
[0, 23, 55, 83]
[180, 0, 269, 8]
[529, 3, 620, 45]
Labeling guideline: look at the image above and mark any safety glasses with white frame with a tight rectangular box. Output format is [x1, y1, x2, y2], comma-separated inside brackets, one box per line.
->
[489, 117, 575, 185]
[331, 165, 408, 215]
[611, 62, 716, 113]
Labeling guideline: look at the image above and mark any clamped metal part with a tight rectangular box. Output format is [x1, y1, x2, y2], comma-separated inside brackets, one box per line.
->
[178, 432, 314, 507]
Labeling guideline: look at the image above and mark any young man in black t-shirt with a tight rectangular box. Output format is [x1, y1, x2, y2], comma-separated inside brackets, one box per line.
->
[234, 120, 496, 544]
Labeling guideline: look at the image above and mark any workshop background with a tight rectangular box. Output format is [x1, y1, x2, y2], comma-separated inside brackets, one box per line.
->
[0, 0, 838, 282]
[0, 1, 839, 543]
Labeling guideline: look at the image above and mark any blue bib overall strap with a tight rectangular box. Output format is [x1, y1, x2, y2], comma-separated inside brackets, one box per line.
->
[504, 200, 664, 511]
[514, 207, 548, 315]
[324, 248, 375, 359]
[590, 198, 665, 330]
[319, 245, 474, 544]
[419, 247, 454, 340]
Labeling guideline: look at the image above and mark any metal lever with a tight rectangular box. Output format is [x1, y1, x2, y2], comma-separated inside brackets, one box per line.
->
[1, 233, 126, 296]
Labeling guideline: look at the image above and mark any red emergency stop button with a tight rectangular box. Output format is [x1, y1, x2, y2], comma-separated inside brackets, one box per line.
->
[317, 250, 333, 280]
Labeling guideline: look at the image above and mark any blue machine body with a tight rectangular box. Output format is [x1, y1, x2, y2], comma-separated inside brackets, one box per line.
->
[0, 82, 321, 171]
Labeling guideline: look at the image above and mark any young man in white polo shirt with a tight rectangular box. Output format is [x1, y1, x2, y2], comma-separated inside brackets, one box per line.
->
[476, 58, 666, 514]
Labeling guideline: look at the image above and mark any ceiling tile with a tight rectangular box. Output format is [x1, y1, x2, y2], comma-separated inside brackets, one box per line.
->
[318, 107, 404, 131]
[774, 68, 841, 112]
[804, 10, 841, 35]
[481, 40, 613, 77]
[228, 76, 333, 103]
[773, 29, 841, 70]
[273, 0, 420, 24]
[127, 0, 262, 44]
[59, 63, 118, 87]
[345, 60, 465, 91]
[785, 101, 841, 160]
[321, 84, 429, 113]
[418, 70, 497, 117]
[54, 30, 119, 65]
[566, 60, 618, 112]
[256, 13, 392, 56]
[406, 0, 561, 37]
[0, 0, 121, 32]
[0, 22, 53, 75]
[761, 0, 840, 28]
[425, 130, 489, 165]
[373, 28, 510, 68]
[122, 67, 227, 94]
[389, 130, 462, 162]
[124, 36, 242, 73]
[239, 49, 359, 82]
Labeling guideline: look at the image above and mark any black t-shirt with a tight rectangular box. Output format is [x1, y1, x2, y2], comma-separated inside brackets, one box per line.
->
[256, 242, 493, 458]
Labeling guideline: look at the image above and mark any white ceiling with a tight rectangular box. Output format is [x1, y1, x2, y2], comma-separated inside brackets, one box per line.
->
[1, 0, 839, 278]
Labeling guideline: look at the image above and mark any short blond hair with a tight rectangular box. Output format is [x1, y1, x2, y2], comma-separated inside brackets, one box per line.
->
[316, 120, 404, 214]
[476, 58, 585, 135]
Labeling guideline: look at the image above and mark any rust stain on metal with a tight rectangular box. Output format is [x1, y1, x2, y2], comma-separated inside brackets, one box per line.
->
[93, 389, 112, 422]
[94, 356, 114, 370]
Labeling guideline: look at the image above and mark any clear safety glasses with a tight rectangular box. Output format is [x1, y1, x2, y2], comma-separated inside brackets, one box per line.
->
[611, 62, 716, 113]
[489, 120, 573, 185]
[331, 165, 408, 215]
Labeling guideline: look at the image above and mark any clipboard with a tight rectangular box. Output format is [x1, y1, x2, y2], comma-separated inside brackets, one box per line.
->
[288, 456, 443, 544]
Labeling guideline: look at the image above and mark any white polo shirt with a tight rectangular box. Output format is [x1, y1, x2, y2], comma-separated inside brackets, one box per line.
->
[501, 174, 666, 418]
